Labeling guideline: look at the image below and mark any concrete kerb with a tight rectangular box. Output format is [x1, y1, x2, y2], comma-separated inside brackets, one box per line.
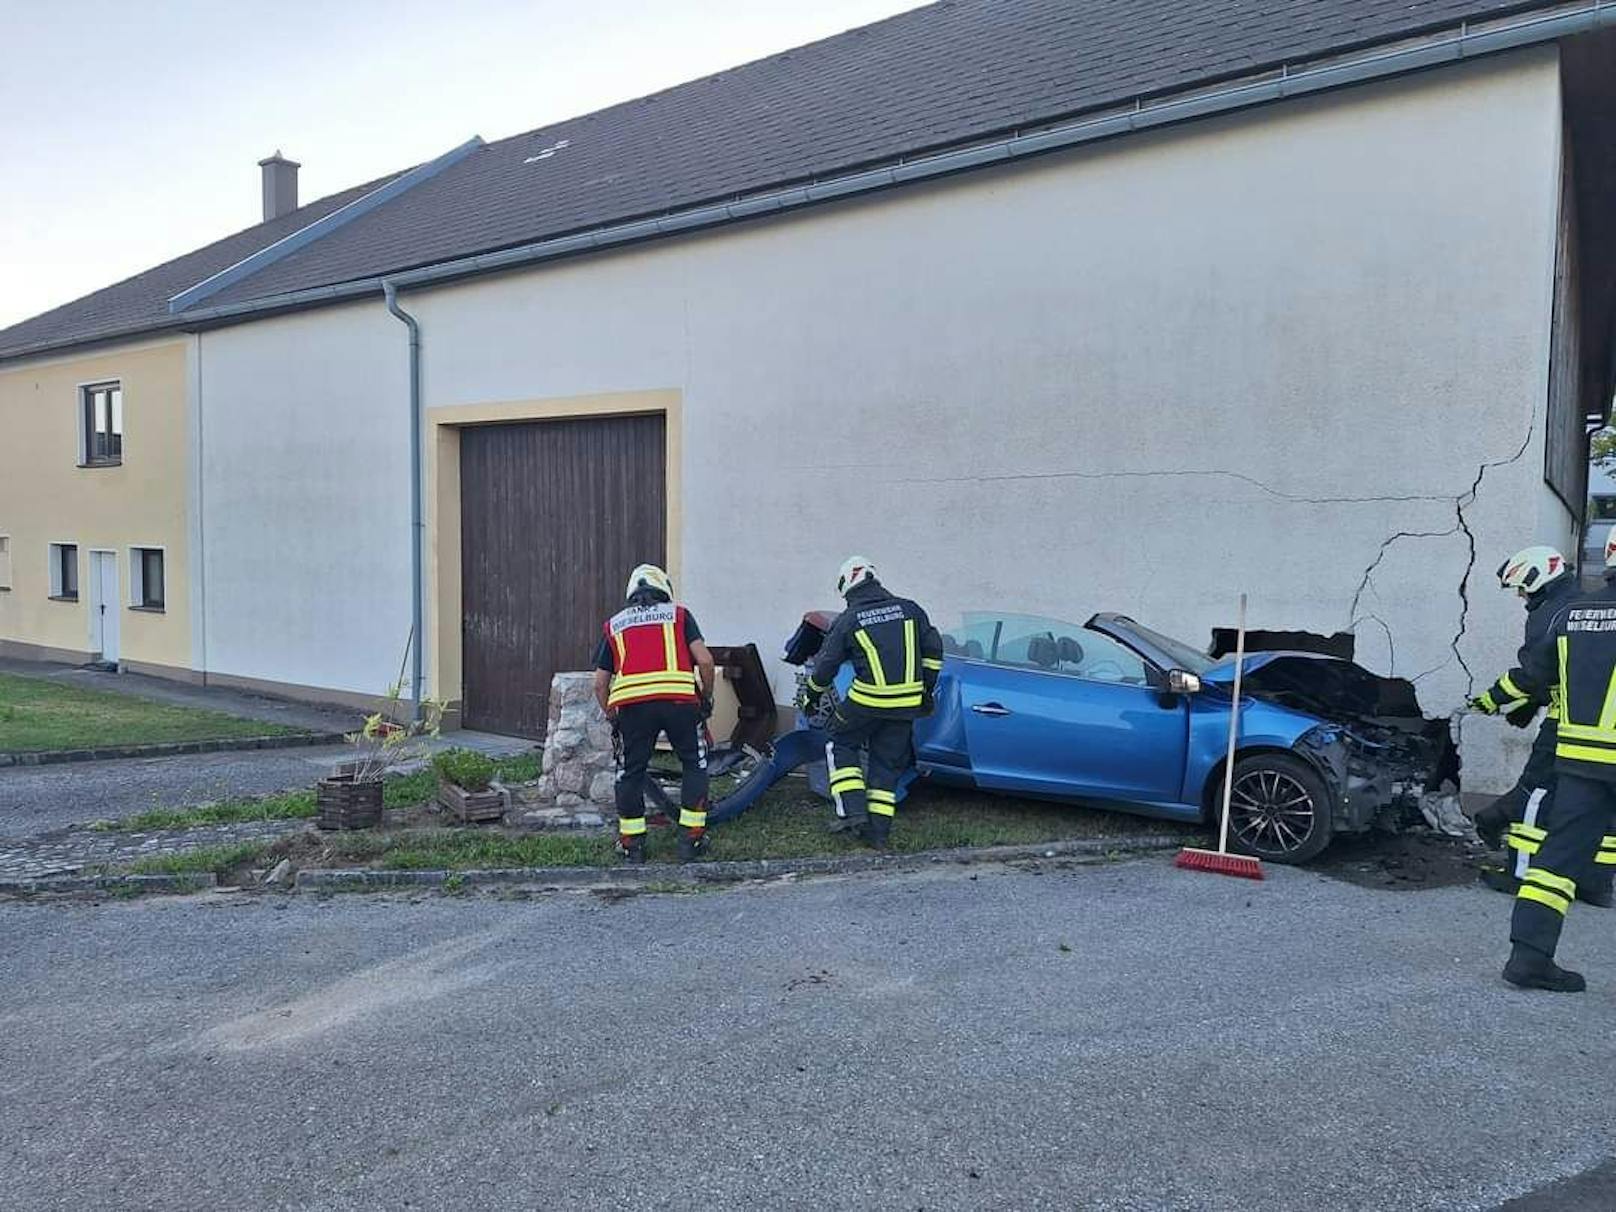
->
[293, 833, 1195, 893]
[0, 732, 347, 768]
[0, 872, 218, 895]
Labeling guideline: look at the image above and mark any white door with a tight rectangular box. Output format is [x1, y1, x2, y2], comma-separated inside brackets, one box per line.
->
[91, 551, 120, 664]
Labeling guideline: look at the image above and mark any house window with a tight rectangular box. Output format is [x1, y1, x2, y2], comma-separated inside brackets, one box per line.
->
[81, 382, 123, 466]
[49, 543, 79, 600]
[130, 547, 165, 610]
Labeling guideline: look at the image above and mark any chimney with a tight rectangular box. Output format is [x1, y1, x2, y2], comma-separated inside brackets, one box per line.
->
[257, 151, 300, 222]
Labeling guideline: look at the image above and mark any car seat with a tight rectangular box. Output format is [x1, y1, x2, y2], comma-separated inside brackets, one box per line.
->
[1026, 635, 1059, 669]
[963, 639, 984, 660]
[1056, 636, 1085, 669]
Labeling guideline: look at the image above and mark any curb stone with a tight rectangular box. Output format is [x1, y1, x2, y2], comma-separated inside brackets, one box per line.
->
[294, 834, 1193, 892]
[0, 732, 347, 768]
[0, 872, 218, 895]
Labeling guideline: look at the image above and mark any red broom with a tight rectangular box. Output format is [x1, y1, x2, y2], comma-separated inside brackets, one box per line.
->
[1176, 593, 1264, 881]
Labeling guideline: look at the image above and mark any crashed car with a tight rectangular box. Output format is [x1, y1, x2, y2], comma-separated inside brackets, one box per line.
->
[649, 608, 1451, 865]
[780, 609, 1451, 864]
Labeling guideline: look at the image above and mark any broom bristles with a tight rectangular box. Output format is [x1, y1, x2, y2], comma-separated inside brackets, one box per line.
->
[1175, 846, 1265, 881]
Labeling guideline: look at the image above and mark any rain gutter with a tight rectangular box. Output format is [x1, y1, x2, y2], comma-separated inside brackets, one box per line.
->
[382, 281, 425, 722]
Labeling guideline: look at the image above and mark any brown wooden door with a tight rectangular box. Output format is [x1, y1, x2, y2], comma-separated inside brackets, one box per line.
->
[460, 413, 666, 737]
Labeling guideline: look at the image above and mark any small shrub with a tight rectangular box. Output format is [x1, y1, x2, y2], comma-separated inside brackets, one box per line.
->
[433, 747, 496, 792]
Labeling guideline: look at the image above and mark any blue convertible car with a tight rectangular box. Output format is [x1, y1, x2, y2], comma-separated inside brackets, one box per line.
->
[677, 609, 1449, 865]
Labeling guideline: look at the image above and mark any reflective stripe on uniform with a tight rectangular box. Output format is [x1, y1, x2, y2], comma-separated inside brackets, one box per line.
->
[1519, 863, 1576, 913]
[619, 817, 648, 837]
[922, 658, 944, 672]
[848, 682, 924, 709]
[1475, 691, 1499, 713]
[1598, 835, 1616, 867]
[1512, 789, 1549, 879]
[1555, 742, 1616, 765]
[854, 629, 888, 687]
[903, 619, 917, 685]
[867, 789, 897, 817]
[679, 807, 707, 828]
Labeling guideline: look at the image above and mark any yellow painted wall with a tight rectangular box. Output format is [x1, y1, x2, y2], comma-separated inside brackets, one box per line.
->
[0, 339, 191, 669]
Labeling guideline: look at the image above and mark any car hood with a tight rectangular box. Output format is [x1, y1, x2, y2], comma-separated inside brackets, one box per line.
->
[1201, 651, 1423, 720]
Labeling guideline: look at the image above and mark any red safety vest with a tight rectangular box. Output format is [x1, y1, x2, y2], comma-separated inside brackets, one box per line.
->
[604, 602, 699, 709]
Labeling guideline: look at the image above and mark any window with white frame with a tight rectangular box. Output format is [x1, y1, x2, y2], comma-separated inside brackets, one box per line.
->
[130, 546, 165, 610]
[81, 381, 123, 466]
[49, 543, 79, 600]
[0, 535, 11, 590]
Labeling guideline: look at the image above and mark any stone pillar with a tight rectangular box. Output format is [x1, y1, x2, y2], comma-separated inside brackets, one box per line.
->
[533, 672, 618, 809]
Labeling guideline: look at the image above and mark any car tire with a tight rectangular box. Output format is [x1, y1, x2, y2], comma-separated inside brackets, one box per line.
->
[1218, 752, 1333, 865]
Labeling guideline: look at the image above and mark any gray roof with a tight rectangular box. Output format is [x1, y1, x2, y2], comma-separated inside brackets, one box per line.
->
[0, 0, 1563, 361]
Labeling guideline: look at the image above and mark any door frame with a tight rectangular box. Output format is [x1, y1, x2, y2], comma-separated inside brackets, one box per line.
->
[426, 389, 682, 722]
[87, 547, 120, 664]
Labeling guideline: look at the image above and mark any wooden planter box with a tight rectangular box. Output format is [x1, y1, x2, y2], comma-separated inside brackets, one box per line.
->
[437, 777, 507, 824]
[316, 774, 384, 831]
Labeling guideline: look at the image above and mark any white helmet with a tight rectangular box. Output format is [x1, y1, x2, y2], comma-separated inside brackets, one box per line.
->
[1604, 531, 1616, 570]
[625, 563, 673, 601]
[836, 555, 877, 598]
[1496, 546, 1567, 596]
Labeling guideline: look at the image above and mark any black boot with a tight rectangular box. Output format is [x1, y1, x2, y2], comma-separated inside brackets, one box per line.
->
[1478, 865, 1521, 896]
[1502, 944, 1586, 992]
[1578, 872, 1614, 909]
[859, 815, 892, 851]
[677, 830, 709, 863]
[617, 836, 646, 865]
[1472, 805, 1508, 850]
[828, 812, 868, 835]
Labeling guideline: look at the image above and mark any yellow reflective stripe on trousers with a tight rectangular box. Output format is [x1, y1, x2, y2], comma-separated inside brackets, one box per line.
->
[1524, 867, 1577, 898]
[1519, 884, 1571, 914]
[867, 789, 897, 817]
[619, 817, 648, 836]
[903, 619, 917, 685]
[1509, 823, 1548, 842]
[854, 629, 888, 687]
[679, 808, 707, 828]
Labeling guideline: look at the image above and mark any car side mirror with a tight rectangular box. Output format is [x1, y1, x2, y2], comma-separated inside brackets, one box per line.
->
[1167, 669, 1202, 695]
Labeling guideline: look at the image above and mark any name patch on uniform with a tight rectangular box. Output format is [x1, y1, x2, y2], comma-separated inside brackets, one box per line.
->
[856, 604, 907, 627]
[1568, 608, 1616, 633]
[610, 603, 677, 634]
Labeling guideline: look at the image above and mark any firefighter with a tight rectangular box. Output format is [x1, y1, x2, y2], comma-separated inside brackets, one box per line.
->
[593, 564, 716, 864]
[1493, 562, 1616, 990]
[1470, 546, 1581, 892]
[796, 557, 944, 849]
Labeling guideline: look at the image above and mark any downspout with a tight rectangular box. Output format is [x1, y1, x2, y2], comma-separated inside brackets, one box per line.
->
[382, 280, 425, 722]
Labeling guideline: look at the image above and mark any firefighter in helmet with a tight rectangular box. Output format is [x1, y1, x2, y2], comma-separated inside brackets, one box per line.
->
[594, 564, 716, 863]
[1488, 546, 1616, 990]
[797, 557, 944, 849]
[1469, 546, 1606, 902]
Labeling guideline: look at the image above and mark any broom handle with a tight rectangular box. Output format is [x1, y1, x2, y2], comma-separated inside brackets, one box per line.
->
[1216, 594, 1248, 857]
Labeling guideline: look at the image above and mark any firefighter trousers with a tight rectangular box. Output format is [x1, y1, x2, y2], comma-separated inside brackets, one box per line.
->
[1485, 721, 1558, 878]
[614, 700, 709, 836]
[825, 707, 913, 823]
[1510, 773, 1616, 958]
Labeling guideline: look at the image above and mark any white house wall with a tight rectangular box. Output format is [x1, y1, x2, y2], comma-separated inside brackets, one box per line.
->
[199, 48, 1567, 789]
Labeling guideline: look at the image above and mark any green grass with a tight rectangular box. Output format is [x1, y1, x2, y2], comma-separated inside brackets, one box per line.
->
[344, 779, 1187, 872]
[0, 672, 301, 753]
[123, 841, 273, 875]
[95, 752, 543, 832]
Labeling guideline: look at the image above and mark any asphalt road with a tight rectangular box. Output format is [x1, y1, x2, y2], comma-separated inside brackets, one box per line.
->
[4, 857, 1615, 1210]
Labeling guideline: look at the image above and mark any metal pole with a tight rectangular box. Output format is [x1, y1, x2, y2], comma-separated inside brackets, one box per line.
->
[382, 281, 424, 722]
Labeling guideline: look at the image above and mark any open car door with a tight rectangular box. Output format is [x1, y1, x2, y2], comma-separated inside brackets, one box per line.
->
[950, 613, 1189, 806]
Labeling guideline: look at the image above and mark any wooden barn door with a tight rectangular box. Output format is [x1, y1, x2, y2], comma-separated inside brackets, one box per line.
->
[460, 413, 666, 738]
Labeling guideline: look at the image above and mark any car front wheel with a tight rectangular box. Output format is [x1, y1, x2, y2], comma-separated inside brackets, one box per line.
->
[1220, 753, 1333, 865]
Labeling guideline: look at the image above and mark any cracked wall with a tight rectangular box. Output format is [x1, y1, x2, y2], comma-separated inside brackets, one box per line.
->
[198, 50, 1569, 792]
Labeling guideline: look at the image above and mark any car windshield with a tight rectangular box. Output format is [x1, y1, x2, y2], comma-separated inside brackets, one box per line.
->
[1120, 620, 1216, 675]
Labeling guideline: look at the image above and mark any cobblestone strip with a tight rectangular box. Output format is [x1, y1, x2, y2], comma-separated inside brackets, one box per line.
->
[0, 732, 346, 768]
[0, 819, 306, 881]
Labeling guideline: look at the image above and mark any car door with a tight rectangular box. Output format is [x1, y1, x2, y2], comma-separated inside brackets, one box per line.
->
[953, 613, 1189, 805]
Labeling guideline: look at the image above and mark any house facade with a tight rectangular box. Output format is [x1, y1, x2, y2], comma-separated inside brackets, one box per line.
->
[3, 2, 1614, 792]
[0, 338, 193, 677]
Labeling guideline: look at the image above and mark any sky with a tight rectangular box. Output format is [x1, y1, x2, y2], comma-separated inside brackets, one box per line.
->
[0, 0, 921, 330]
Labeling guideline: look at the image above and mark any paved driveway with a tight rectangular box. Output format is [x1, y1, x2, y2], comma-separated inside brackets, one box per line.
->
[3, 856, 1613, 1209]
